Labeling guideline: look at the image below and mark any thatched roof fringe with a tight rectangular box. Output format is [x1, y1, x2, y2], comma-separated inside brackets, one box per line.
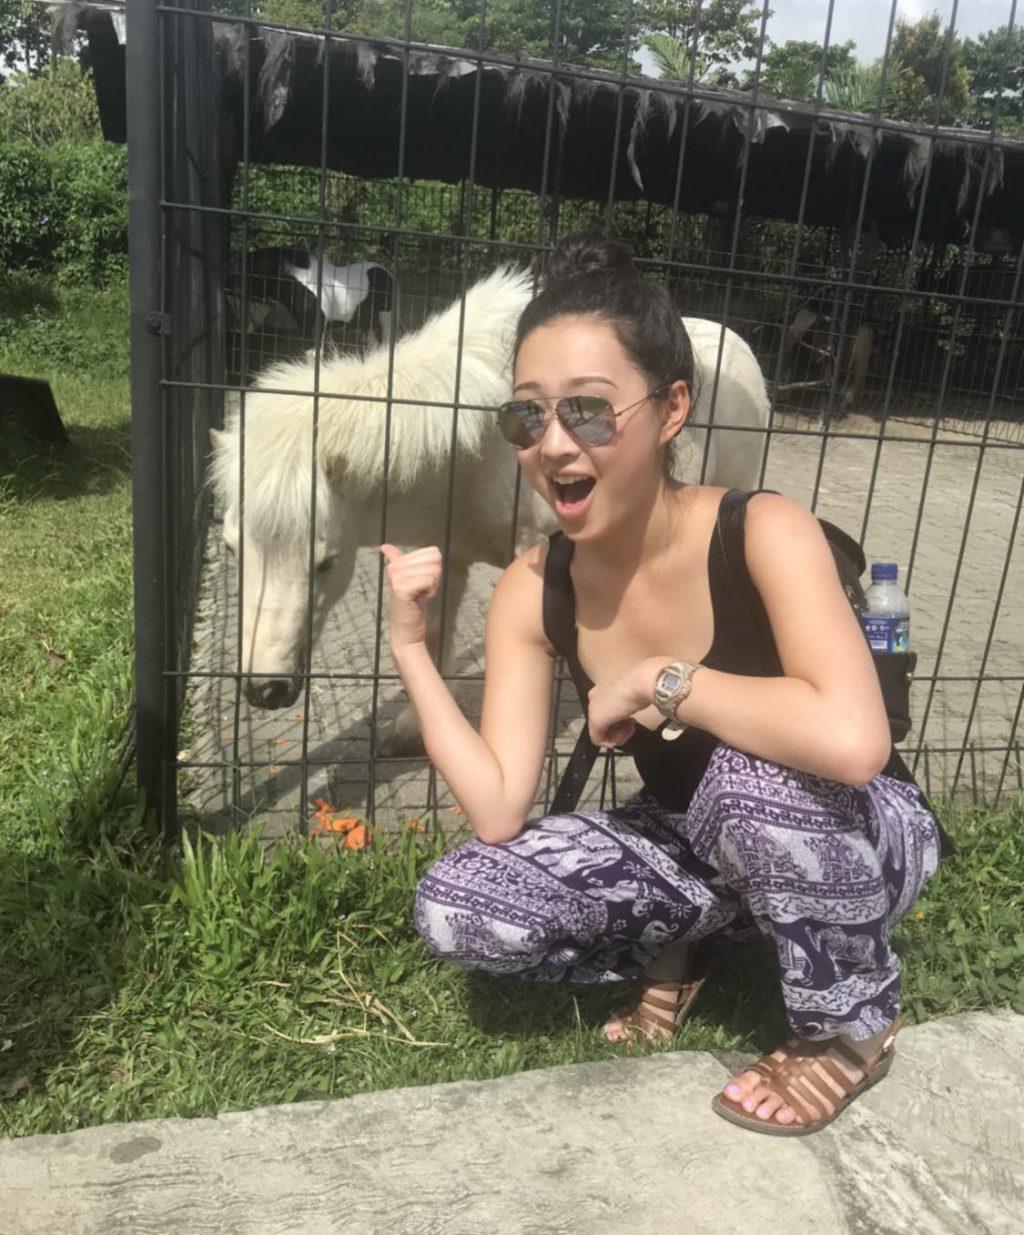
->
[429, 53, 477, 110]
[898, 135, 931, 211]
[354, 42, 378, 91]
[76, 8, 1024, 245]
[986, 146, 1005, 199]
[503, 69, 529, 130]
[259, 30, 294, 132]
[555, 80, 572, 135]
[55, 0, 88, 50]
[952, 143, 1001, 216]
[837, 120, 878, 162]
[624, 88, 688, 193]
[660, 91, 679, 145]
[215, 23, 246, 81]
[627, 89, 653, 192]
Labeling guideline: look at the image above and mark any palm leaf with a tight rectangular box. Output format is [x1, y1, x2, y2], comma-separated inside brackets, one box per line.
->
[821, 60, 905, 114]
[644, 33, 707, 83]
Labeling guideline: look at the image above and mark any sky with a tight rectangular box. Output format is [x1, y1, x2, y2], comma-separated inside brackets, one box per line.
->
[633, 1, 1017, 77]
[758, 0, 1018, 61]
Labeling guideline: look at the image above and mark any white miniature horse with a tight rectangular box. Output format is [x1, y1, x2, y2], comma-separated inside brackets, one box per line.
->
[210, 267, 770, 740]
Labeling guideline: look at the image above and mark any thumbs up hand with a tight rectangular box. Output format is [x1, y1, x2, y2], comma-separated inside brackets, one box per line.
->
[380, 544, 443, 651]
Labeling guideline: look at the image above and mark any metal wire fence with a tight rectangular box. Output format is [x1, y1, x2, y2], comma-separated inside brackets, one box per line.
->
[114, 0, 1024, 837]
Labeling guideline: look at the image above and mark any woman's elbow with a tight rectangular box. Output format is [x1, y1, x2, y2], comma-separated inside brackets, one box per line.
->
[473, 816, 526, 846]
[830, 722, 892, 786]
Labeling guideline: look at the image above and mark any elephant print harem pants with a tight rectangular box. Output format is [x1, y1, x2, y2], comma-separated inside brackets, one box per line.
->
[413, 744, 942, 1042]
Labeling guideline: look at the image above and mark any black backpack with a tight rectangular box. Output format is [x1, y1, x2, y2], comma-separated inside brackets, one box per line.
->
[715, 492, 917, 746]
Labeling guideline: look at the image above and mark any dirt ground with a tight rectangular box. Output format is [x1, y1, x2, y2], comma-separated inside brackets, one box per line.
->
[181, 409, 1023, 838]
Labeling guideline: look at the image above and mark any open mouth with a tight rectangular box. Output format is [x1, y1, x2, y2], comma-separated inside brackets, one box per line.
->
[550, 475, 596, 515]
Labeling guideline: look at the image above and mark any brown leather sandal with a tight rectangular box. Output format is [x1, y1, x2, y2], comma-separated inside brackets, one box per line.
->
[711, 1017, 903, 1136]
[603, 946, 721, 1044]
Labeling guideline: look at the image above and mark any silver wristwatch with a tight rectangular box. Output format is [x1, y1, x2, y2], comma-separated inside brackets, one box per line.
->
[651, 659, 700, 734]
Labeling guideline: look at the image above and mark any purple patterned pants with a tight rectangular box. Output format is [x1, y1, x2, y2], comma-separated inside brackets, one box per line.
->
[413, 744, 942, 1041]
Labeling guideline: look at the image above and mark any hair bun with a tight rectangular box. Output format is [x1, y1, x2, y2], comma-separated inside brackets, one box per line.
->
[545, 231, 639, 288]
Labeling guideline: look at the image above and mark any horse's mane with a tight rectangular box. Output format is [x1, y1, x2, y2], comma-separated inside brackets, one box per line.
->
[210, 266, 534, 540]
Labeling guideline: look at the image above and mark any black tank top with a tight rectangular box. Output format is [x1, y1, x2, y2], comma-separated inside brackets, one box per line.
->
[542, 488, 955, 858]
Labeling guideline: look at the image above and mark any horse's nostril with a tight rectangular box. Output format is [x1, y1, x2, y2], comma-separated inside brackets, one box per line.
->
[248, 678, 299, 709]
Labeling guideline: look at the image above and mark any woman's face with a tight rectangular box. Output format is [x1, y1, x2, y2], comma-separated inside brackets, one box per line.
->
[511, 314, 687, 542]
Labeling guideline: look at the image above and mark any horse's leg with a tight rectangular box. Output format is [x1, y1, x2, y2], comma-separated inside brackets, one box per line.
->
[842, 323, 872, 411]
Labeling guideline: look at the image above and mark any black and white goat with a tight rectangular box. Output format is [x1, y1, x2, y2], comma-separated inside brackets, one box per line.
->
[226, 247, 393, 382]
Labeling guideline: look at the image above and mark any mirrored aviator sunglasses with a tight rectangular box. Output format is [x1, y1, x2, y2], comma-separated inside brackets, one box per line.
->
[497, 388, 666, 450]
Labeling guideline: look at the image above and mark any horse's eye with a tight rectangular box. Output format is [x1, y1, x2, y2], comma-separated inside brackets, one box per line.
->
[315, 556, 336, 574]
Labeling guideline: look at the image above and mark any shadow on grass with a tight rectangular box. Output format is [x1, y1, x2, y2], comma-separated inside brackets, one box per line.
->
[0, 823, 165, 1133]
[0, 420, 131, 503]
[0, 275, 61, 321]
[462, 935, 790, 1051]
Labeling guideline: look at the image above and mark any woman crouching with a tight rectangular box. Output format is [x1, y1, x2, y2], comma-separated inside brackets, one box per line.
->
[380, 233, 945, 1136]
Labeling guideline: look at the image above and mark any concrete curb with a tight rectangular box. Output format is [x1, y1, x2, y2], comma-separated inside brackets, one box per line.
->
[3, 1010, 1021, 1234]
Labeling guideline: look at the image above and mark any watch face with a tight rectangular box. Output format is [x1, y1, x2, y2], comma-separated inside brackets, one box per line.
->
[660, 672, 680, 692]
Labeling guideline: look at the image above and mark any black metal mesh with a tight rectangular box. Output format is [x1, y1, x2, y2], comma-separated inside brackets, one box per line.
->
[120, 0, 1024, 836]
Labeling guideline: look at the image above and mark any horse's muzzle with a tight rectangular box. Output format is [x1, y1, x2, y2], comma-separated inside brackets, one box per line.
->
[246, 676, 302, 709]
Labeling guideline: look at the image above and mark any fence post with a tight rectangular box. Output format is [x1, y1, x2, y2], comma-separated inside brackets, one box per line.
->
[127, 0, 176, 835]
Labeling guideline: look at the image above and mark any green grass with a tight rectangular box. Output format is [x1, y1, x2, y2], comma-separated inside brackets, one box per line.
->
[1, 272, 1022, 1140]
[0, 272, 134, 857]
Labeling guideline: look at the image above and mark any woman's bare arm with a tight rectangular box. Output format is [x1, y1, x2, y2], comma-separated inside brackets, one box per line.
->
[384, 543, 554, 844]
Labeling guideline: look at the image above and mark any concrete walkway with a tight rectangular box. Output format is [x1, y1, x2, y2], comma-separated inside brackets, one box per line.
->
[4, 1010, 1021, 1235]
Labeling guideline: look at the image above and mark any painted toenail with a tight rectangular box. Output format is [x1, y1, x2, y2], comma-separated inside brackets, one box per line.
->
[725, 1084, 741, 1097]
[757, 1104, 771, 1118]
[742, 1100, 755, 1111]
[777, 1111, 793, 1123]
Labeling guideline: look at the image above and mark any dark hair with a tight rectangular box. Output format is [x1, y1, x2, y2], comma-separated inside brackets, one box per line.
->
[514, 232, 695, 409]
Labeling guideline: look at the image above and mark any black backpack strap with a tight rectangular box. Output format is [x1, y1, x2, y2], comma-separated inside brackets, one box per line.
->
[715, 487, 779, 592]
[543, 531, 597, 700]
[718, 489, 866, 644]
[544, 531, 601, 814]
[715, 488, 780, 674]
[550, 727, 601, 816]
[818, 518, 866, 577]
[542, 531, 575, 657]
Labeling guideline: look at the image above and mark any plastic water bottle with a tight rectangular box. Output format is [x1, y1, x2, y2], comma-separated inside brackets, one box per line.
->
[861, 563, 910, 653]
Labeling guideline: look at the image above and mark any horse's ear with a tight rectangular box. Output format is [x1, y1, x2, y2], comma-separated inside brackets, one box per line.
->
[209, 428, 227, 449]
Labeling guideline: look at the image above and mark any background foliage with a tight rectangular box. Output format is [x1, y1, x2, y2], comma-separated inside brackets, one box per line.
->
[0, 6, 1021, 282]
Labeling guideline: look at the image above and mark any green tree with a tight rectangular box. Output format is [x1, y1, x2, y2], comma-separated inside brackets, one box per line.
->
[0, 0, 53, 76]
[219, 0, 632, 68]
[0, 57, 99, 143]
[444, 0, 637, 69]
[639, 0, 766, 87]
[753, 38, 856, 101]
[886, 14, 970, 125]
[963, 25, 1024, 134]
[819, 59, 906, 115]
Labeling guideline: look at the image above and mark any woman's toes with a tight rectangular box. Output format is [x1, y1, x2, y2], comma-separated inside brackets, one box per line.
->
[741, 1082, 771, 1114]
[723, 1068, 760, 1102]
[754, 1092, 785, 1120]
[775, 1106, 798, 1126]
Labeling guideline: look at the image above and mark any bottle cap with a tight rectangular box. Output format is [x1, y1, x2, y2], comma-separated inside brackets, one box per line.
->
[871, 562, 898, 581]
